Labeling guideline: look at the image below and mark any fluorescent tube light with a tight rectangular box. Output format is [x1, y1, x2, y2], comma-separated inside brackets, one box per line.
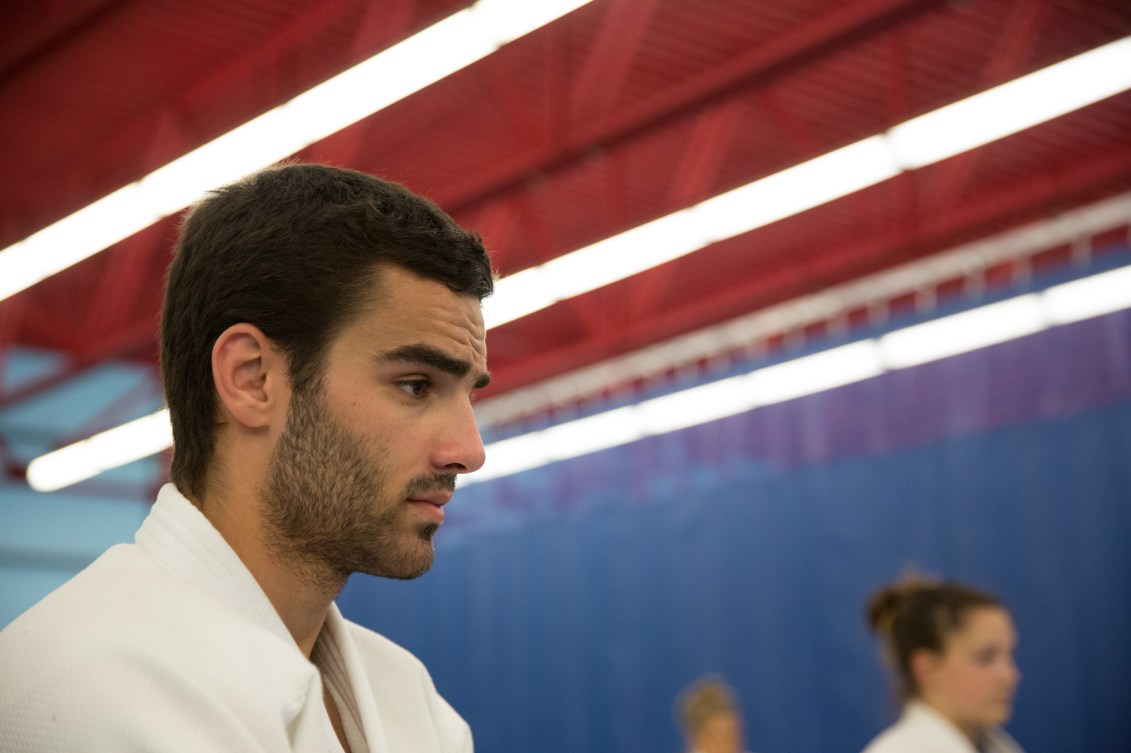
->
[470, 404, 645, 483]
[483, 210, 713, 328]
[8, 32, 1126, 313]
[471, 341, 883, 482]
[26, 259, 1131, 491]
[889, 36, 1131, 169]
[26, 409, 173, 493]
[748, 340, 884, 405]
[472, 431, 552, 482]
[484, 37, 1131, 328]
[637, 376, 757, 435]
[19, 34, 1131, 490]
[1041, 264, 1131, 325]
[691, 136, 902, 243]
[468, 266, 1131, 486]
[879, 296, 1046, 369]
[483, 137, 902, 329]
[542, 405, 644, 461]
[0, 0, 595, 303]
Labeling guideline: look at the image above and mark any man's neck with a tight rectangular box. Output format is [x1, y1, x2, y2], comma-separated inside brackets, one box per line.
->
[194, 486, 345, 658]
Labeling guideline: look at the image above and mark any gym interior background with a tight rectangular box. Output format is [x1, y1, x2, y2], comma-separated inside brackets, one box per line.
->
[1, 1, 1129, 751]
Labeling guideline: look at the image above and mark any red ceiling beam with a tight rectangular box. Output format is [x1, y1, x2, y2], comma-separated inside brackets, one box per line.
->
[0, 0, 123, 86]
[80, 230, 165, 346]
[928, 0, 1054, 214]
[445, 0, 951, 217]
[569, 0, 662, 123]
[485, 144, 1131, 393]
[628, 98, 749, 320]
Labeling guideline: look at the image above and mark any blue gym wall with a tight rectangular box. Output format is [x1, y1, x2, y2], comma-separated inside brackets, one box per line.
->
[340, 274, 1131, 753]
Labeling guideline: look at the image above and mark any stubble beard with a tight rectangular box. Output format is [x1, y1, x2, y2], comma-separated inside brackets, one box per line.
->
[261, 382, 454, 585]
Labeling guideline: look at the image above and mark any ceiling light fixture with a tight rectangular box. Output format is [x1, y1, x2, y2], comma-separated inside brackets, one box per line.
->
[18, 36, 1131, 491]
[1041, 264, 1131, 325]
[0, 0, 595, 302]
[25, 260, 1131, 492]
[26, 409, 173, 493]
[482, 35, 1131, 328]
[878, 297, 1046, 369]
[464, 266, 1131, 485]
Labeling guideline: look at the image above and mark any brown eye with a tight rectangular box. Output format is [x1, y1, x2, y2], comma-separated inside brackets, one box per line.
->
[397, 379, 432, 398]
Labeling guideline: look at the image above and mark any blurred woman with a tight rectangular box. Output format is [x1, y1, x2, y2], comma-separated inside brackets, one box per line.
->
[862, 577, 1023, 753]
[676, 675, 750, 753]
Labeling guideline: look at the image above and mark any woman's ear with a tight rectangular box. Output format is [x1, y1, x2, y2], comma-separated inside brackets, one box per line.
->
[909, 647, 941, 694]
[211, 323, 289, 429]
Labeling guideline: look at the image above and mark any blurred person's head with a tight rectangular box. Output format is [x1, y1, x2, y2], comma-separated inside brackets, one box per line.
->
[866, 576, 1020, 741]
[676, 675, 745, 753]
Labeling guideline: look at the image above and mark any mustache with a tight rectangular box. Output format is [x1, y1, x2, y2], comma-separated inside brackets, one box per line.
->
[403, 473, 456, 497]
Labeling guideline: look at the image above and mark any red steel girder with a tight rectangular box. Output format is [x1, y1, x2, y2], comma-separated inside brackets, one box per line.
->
[626, 98, 749, 320]
[485, 142, 1131, 393]
[928, 0, 1054, 214]
[569, 0, 662, 123]
[444, 0, 951, 219]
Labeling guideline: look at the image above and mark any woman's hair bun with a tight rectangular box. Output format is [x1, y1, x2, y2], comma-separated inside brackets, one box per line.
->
[865, 574, 934, 636]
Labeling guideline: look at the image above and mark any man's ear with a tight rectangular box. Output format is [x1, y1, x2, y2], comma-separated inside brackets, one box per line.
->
[212, 323, 289, 429]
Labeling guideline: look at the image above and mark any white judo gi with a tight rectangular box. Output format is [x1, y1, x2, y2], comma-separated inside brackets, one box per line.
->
[0, 484, 472, 753]
[862, 700, 1023, 753]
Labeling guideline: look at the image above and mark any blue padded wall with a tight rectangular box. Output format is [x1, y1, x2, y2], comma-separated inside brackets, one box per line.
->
[340, 304, 1131, 753]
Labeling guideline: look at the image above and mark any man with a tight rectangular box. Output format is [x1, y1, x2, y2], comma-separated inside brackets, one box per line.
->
[0, 163, 494, 752]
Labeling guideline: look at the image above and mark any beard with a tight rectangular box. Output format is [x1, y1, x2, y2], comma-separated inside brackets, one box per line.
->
[260, 382, 455, 583]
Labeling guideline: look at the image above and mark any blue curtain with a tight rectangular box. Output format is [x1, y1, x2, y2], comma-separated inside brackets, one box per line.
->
[340, 296, 1131, 753]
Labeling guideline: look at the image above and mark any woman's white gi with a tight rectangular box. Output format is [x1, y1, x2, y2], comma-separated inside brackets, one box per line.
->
[862, 700, 1023, 753]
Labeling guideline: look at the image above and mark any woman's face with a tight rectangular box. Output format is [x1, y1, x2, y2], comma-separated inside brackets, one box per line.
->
[917, 606, 1020, 737]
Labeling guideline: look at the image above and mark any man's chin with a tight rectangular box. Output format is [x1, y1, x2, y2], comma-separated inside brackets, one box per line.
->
[372, 557, 433, 581]
[358, 538, 436, 580]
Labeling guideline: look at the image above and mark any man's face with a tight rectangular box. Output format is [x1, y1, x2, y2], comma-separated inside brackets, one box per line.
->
[260, 264, 489, 581]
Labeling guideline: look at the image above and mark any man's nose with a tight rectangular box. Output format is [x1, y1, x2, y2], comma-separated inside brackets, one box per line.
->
[432, 399, 486, 474]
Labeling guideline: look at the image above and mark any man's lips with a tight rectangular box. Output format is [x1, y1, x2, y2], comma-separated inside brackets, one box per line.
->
[407, 491, 452, 507]
[407, 491, 451, 523]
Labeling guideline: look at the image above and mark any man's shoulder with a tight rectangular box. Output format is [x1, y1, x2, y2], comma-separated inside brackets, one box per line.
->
[2, 544, 149, 653]
[5, 543, 242, 646]
[1, 546, 322, 752]
[1, 542, 309, 695]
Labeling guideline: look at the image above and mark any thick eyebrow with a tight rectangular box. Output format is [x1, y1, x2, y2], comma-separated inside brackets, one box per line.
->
[377, 344, 491, 389]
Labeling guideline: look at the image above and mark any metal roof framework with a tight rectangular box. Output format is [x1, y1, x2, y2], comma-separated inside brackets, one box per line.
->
[2, 0, 1130, 497]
